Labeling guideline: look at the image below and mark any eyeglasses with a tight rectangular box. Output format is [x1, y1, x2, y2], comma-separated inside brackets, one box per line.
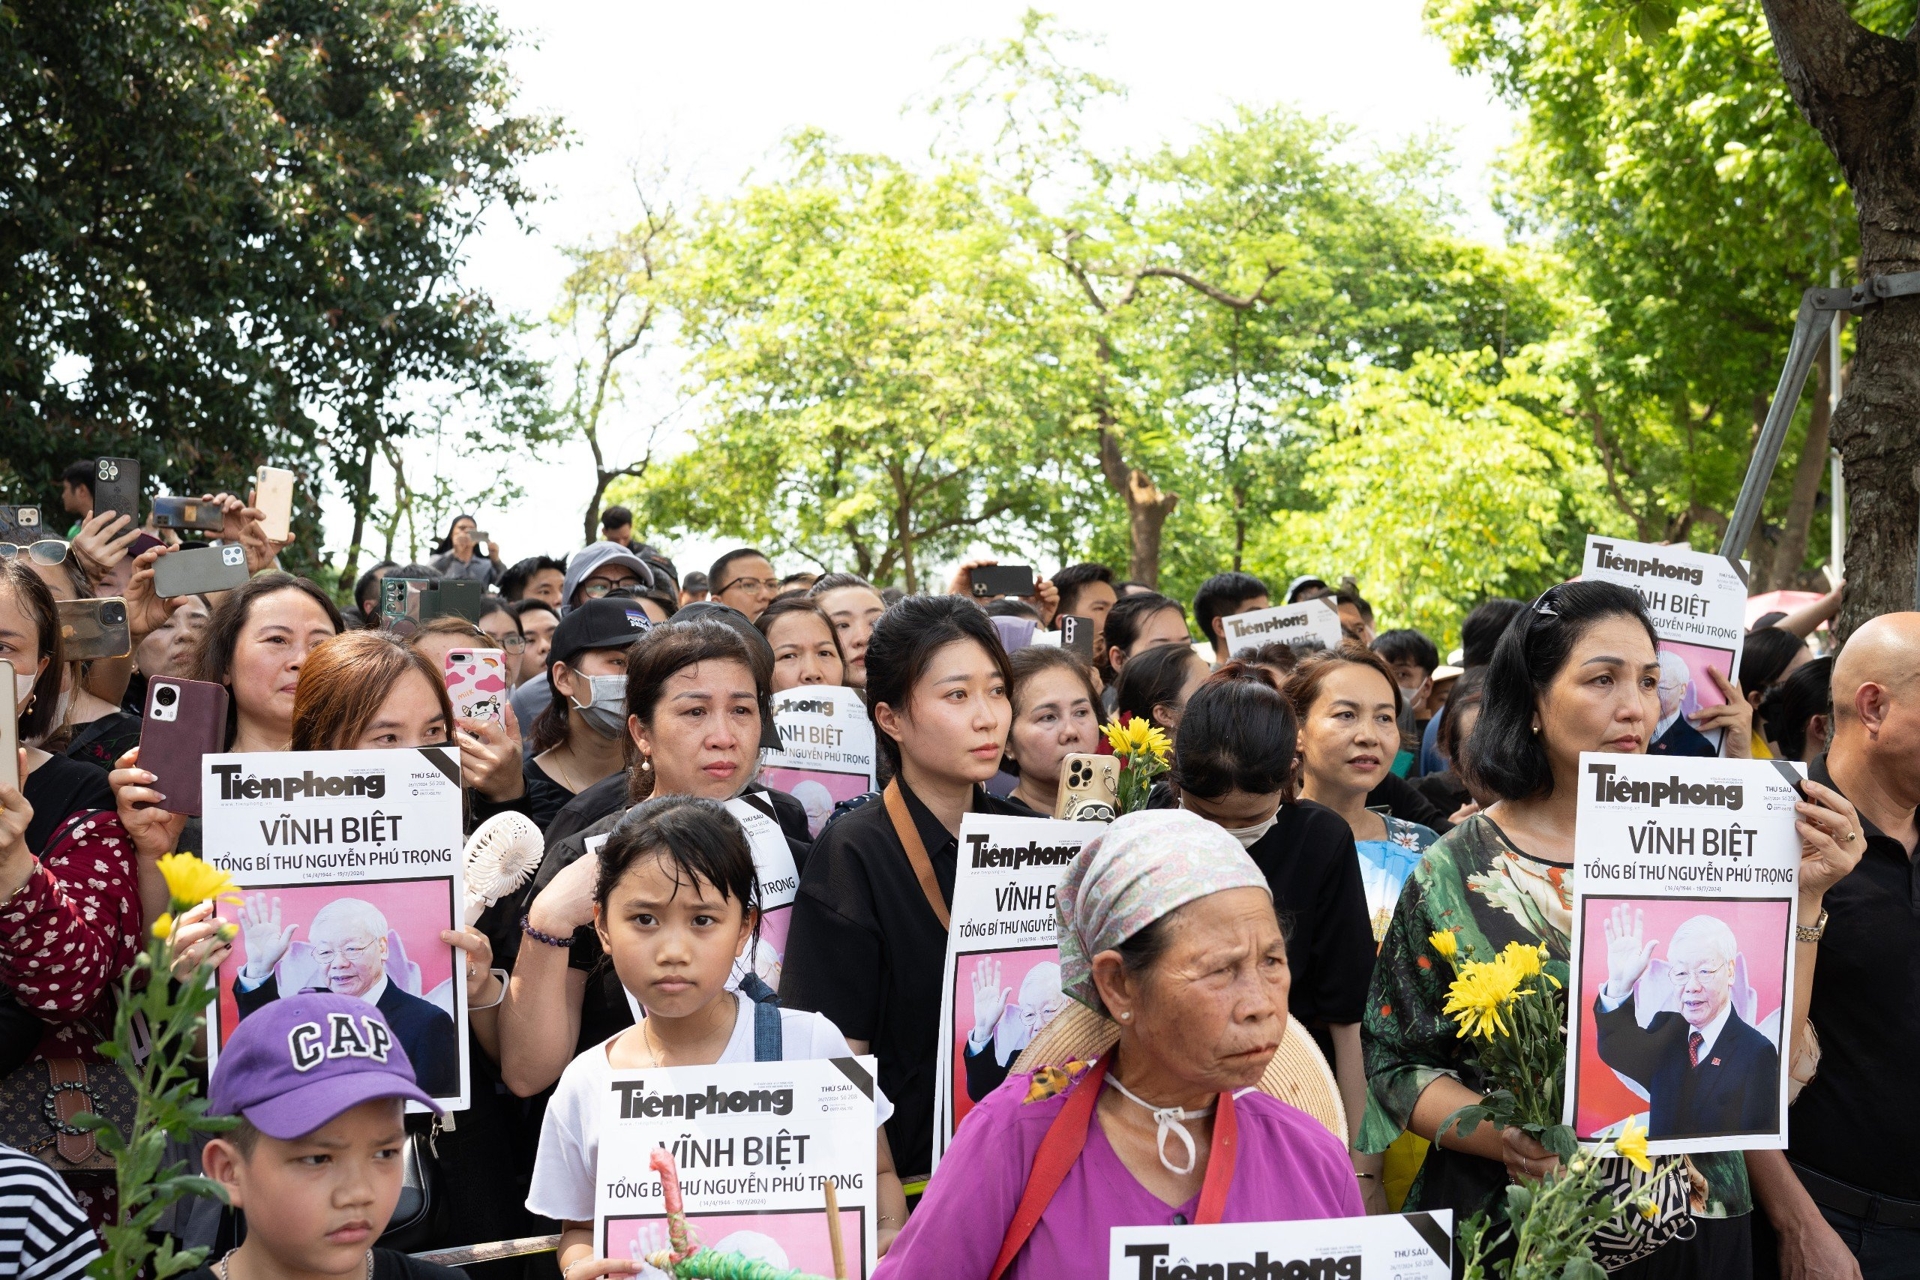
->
[485, 633, 527, 653]
[580, 578, 644, 599]
[1669, 964, 1731, 986]
[311, 940, 377, 964]
[719, 577, 782, 595]
[0, 540, 68, 566]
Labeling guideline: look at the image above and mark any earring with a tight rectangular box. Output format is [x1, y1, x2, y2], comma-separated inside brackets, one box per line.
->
[640, 757, 652, 773]
[1119, 1011, 1131, 1021]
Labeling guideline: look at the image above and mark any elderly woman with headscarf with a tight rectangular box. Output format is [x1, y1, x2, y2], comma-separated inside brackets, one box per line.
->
[877, 810, 1361, 1280]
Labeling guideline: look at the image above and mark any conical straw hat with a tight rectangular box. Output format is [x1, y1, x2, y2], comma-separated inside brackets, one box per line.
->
[1011, 1005, 1347, 1141]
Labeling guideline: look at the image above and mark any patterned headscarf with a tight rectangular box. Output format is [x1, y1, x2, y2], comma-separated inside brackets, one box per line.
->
[1057, 808, 1272, 1016]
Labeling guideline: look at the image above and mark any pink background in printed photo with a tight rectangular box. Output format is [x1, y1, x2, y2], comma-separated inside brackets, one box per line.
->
[213, 878, 456, 1050]
[950, 946, 1063, 1131]
[1573, 895, 1788, 1138]
[1660, 638, 1735, 715]
[761, 766, 871, 838]
[606, 1207, 866, 1278]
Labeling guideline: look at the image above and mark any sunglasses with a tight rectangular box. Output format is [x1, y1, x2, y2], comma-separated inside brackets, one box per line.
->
[0, 540, 69, 566]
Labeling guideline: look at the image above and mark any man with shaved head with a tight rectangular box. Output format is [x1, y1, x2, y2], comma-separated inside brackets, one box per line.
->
[231, 892, 460, 1095]
[1752, 613, 1920, 1279]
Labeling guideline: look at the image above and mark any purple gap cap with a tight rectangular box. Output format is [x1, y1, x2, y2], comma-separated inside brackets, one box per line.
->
[209, 992, 442, 1140]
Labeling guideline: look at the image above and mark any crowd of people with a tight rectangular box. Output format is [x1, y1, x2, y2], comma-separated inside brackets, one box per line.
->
[0, 464, 1913, 1280]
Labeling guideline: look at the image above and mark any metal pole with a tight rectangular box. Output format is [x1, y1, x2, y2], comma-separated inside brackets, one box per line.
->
[1721, 294, 1826, 565]
[1829, 268, 1846, 582]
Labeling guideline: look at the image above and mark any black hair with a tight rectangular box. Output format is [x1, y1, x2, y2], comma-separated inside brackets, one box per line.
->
[1372, 628, 1439, 675]
[1332, 588, 1372, 623]
[1232, 641, 1300, 676]
[1171, 663, 1297, 800]
[594, 794, 761, 935]
[352, 560, 399, 626]
[498, 555, 567, 602]
[510, 597, 560, 625]
[879, 586, 906, 606]
[394, 562, 440, 581]
[1465, 582, 1657, 802]
[192, 573, 345, 748]
[1052, 562, 1115, 618]
[623, 619, 768, 801]
[601, 505, 633, 532]
[0, 561, 64, 739]
[1740, 626, 1807, 695]
[864, 594, 1013, 772]
[226, 1116, 262, 1158]
[1437, 667, 1488, 768]
[709, 547, 769, 589]
[983, 597, 1042, 621]
[1193, 572, 1269, 650]
[1460, 598, 1526, 669]
[475, 597, 520, 635]
[1749, 611, 1788, 631]
[1760, 656, 1832, 761]
[61, 460, 95, 493]
[1111, 643, 1205, 734]
[808, 572, 877, 598]
[429, 513, 475, 557]
[1102, 592, 1187, 667]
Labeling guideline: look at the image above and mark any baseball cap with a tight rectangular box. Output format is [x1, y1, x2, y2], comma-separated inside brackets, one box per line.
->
[681, 571, 710, 593]
[208, 993, 440, 1140]
[1285, 575, 1329, 603]
[549, 597, 652, 674]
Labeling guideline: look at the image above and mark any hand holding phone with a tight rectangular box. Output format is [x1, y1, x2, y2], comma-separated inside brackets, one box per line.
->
[152, 543, 249, 598]
[1058, 615, 1096, 661]
[139, 678, 229, 815]
[968, 564, 1037, 599]
[1054, 753, 1120, 822]
[253, 467, 295, 543]
[150, 496, 227, 532]
[92, 457, 141, 523]
[58, 598, 132, 661]
[444, 649, 509, 724]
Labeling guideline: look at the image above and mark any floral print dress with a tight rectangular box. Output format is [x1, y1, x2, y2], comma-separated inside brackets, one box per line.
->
[1359, 814, 1749, 1222]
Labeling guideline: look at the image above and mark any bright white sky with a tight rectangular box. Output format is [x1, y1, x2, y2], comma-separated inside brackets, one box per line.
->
[330, 0, 1516, 579]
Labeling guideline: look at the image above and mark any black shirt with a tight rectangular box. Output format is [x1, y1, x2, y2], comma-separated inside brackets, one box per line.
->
[544, 772, 813, 853]
[1244, 801, 1377, 1047]
[181, 1250, 462, 1280]
[779, 780, 1022, 1180]
[1788, 753, 1920, 1196]
[22, 754, 112, 855]
[61, 710, 142, 774]
[520, 756, 588, 831]
[1366, 771, 1452, 836]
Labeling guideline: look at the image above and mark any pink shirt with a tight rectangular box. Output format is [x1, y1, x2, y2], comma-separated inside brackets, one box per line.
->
[877, 1070, 1362, 1280]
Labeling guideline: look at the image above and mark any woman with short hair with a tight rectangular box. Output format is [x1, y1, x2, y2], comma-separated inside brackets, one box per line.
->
[1360, 582, 1861, 1275]
[1001, 647, 1103, 818]
[878, 810, 1360, 1279]
[756, 595, 847, 693]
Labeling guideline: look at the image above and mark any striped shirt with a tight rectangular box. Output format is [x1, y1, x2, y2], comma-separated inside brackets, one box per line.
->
[0, 1147, 100, 1280]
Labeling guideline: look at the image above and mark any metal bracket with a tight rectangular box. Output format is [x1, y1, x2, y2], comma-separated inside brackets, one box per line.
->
[1719, 270, 1920, 591]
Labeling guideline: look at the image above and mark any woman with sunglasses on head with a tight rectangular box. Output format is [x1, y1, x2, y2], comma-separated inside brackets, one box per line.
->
[1360, 583, 1860, 1277]
[781, 595, 1022, 1194]
[498, 617, 810, 1098]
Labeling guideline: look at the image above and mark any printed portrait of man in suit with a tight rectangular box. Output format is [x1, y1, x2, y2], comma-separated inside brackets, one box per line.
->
[1594, 905, 1780, 1140]
[232, 892, 460, 1097]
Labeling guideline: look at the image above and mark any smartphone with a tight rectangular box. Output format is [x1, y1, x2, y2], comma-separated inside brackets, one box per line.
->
[444, 649, 509, 723]
[0, 661, 17, 795]
[1058, 615, 1095, 661]
[1054, 753, 1120, 822]
[381, 578, 432, 635]
[128, 532, 163, 558]
[436, 578, 484, 621]
[150, 496, 227, 532]
[93, 457, 141, 522]
[968, 564, 1036, 599]
[0, 507, 42, 545]
[57, 598, 132, 661]
[253, 466, 295, 542]
[140, 677, 228, 816]
[152, 543, 249, 598]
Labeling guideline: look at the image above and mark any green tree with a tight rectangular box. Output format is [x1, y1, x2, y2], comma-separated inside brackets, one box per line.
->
[0, 0, 557, 583]
[628, 136, 1077, 590]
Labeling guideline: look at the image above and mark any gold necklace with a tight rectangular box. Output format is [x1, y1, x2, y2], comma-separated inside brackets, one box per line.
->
[217, 1249, 373, 1280]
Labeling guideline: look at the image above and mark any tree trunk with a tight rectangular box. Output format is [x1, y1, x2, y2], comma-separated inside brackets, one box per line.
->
[336, 437, 377, 593]
[1760, 0, 1920, 635]
[1766, 337, 1836, 590]
[1096, 425, 1177, 587]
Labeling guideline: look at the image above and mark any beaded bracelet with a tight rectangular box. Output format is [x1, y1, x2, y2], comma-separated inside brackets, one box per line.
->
[520, 914, 573, 949]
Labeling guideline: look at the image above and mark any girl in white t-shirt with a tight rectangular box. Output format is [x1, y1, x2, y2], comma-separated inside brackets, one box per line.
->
[527, 795, 906, 1280]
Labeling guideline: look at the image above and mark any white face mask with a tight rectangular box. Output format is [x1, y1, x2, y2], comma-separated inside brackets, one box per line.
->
[1220, 812, 1278, 848]
[14, 670, 35, 708]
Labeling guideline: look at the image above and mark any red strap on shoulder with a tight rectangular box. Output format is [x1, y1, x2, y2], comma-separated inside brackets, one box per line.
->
[986, 1056, 1110, 1280]
[1194, 1088, 1238, 1224]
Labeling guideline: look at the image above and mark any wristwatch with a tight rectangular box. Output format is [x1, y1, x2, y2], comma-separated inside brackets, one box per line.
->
[1796, 908, 1829, 944]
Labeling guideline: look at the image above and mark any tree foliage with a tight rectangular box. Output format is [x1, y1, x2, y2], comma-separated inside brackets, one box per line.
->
[0, 0, 556, 584]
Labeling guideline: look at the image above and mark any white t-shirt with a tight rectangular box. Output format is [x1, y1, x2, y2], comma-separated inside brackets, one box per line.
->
[526, 998, 893, 1224]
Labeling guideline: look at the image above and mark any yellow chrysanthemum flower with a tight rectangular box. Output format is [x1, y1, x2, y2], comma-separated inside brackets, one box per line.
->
[1614, 1117, 1652, 1173]
[1441, 957, 1525, 1039]
[156, 853, 238, 912]
[1500, 940, 1544, 979]
[1428, 930, 1458, 961]
[151, 912, 174, 942]
[1103, 717, 1172, 765]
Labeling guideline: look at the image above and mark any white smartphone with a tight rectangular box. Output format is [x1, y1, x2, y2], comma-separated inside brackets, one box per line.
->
[0, 660, 17, 795]
[254, 466, 295, 543]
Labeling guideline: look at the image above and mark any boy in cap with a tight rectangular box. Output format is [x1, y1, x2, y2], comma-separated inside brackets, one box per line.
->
[191, 993, 459, 1280]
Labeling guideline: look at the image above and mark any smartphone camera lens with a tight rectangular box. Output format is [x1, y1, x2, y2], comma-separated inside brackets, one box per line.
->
[102, 601, 126, 623]
[155, 685, 178, 707]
